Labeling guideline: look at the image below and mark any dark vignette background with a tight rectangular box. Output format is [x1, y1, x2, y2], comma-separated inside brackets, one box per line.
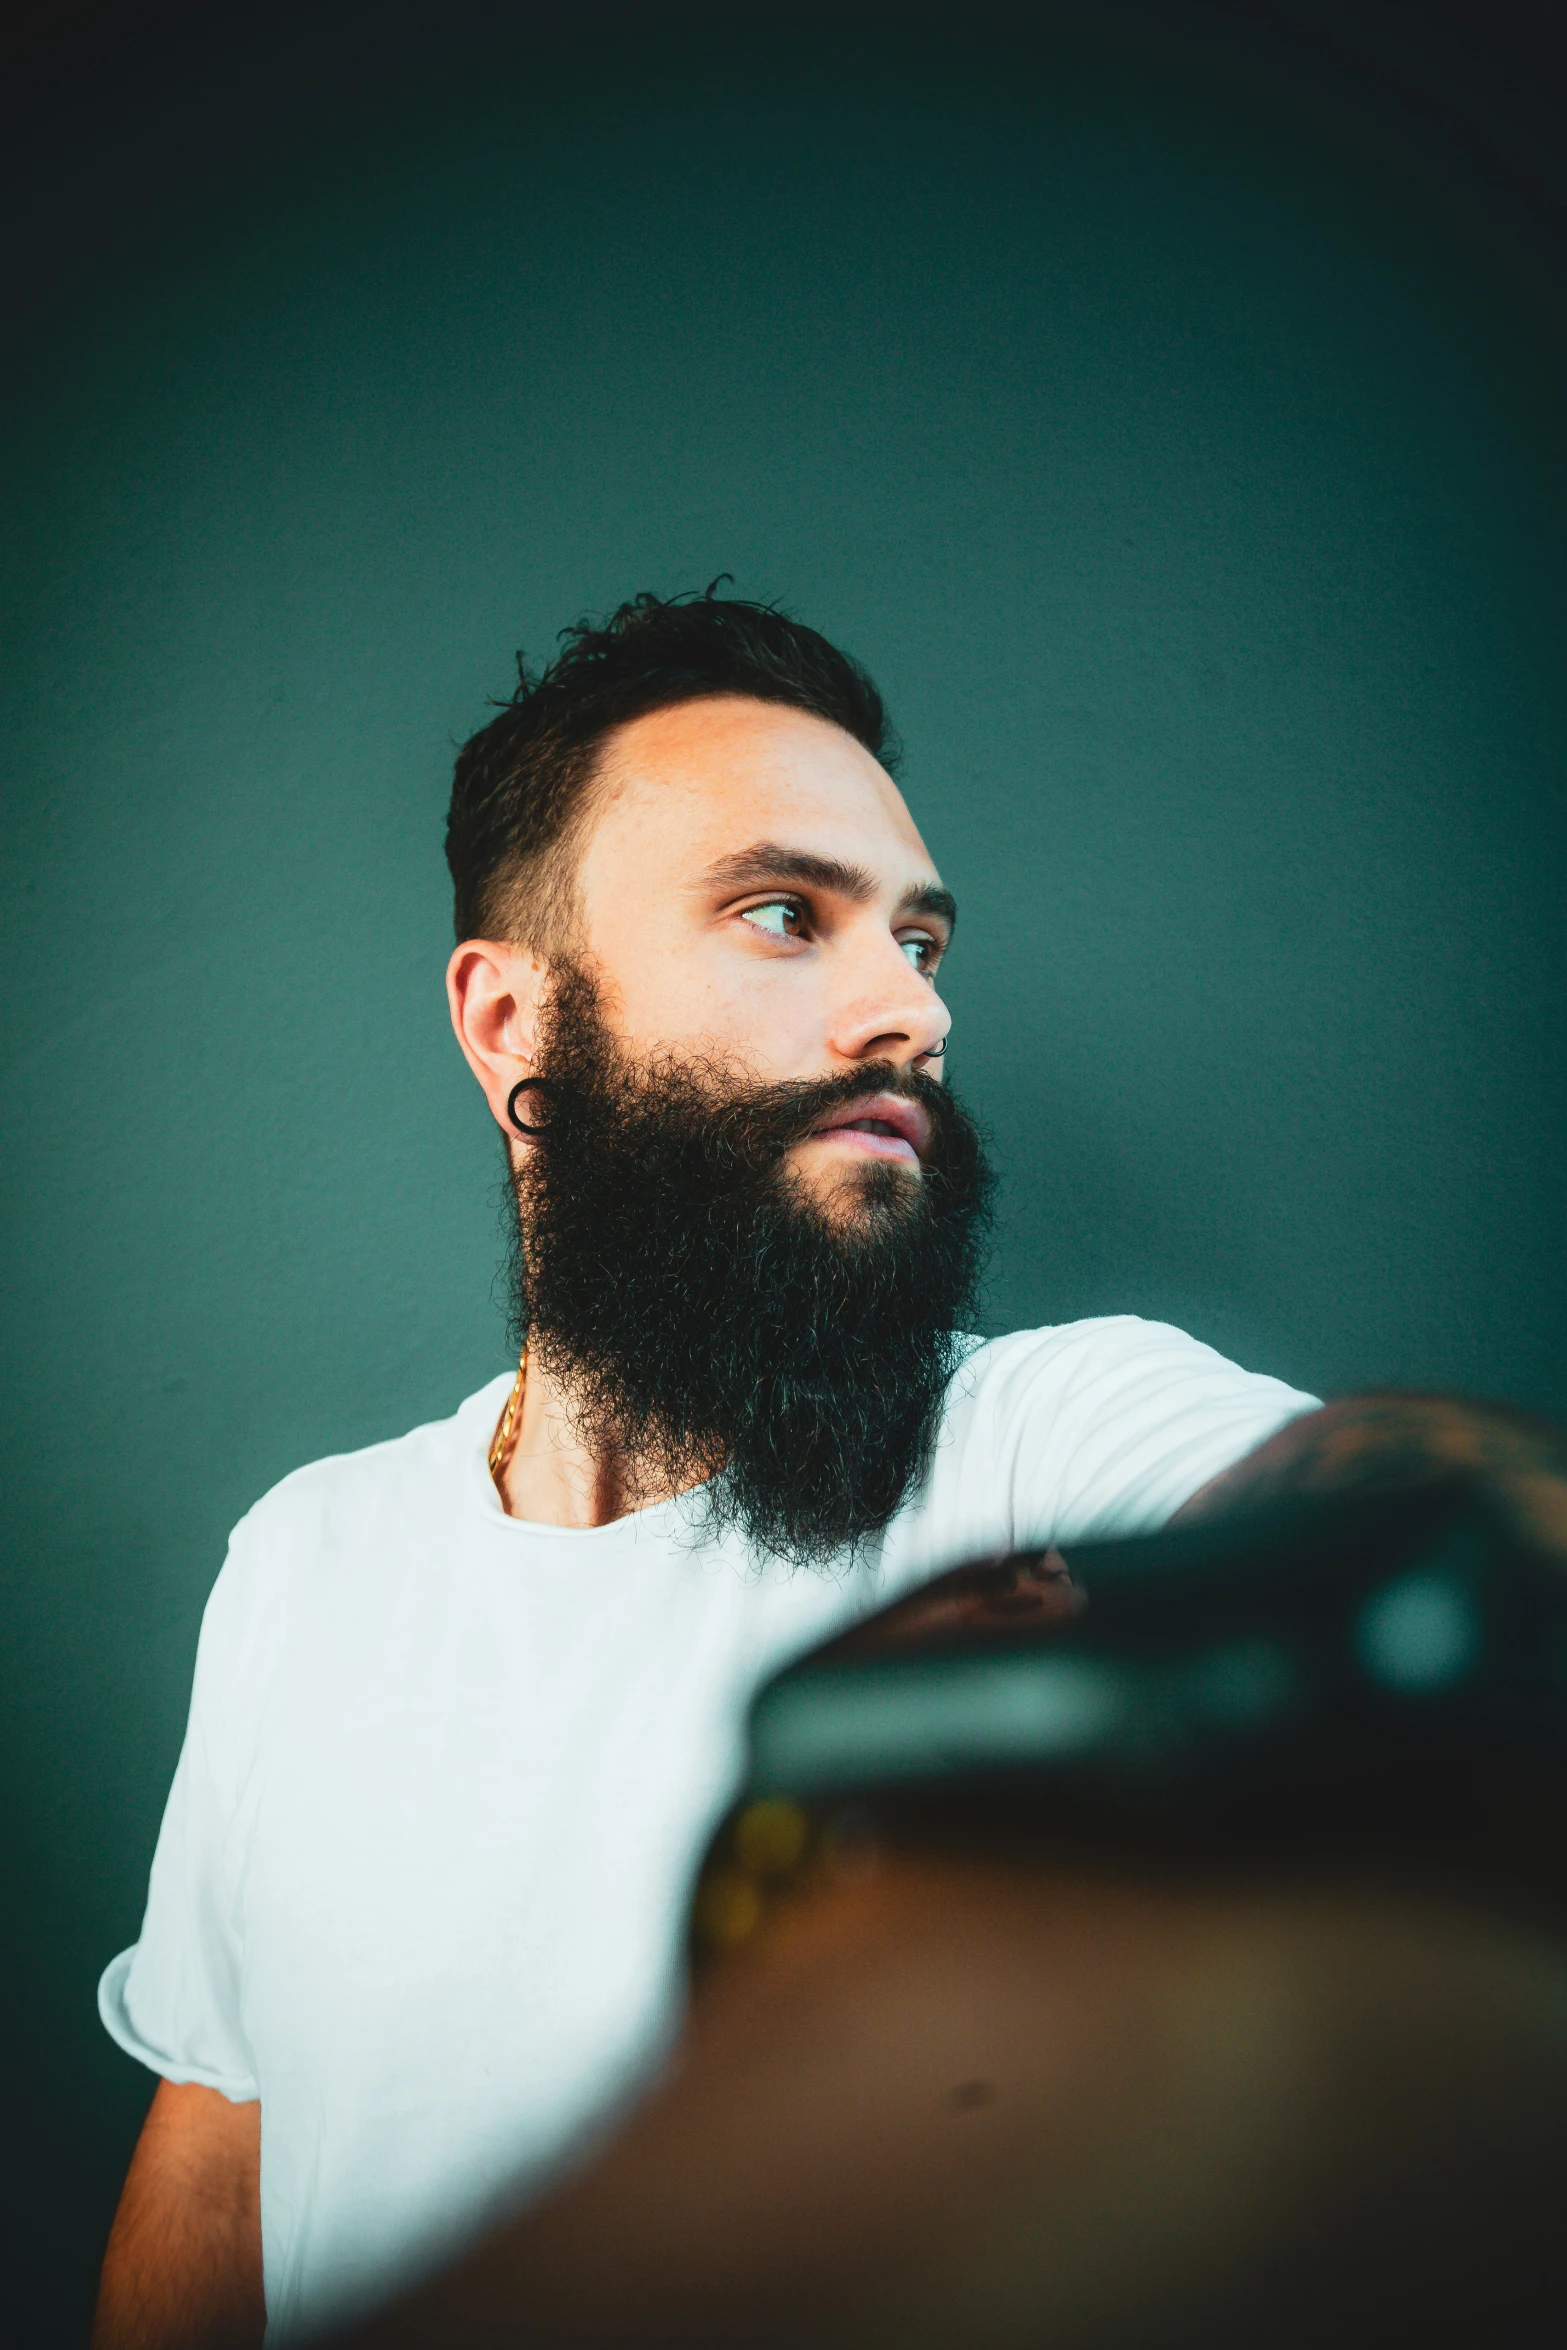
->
[2, 2, 1564, 2335]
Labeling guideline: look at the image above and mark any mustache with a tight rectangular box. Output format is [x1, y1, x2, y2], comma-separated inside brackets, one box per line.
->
[537, 1051, 954, 1170]
[508, 963, 993, 1565]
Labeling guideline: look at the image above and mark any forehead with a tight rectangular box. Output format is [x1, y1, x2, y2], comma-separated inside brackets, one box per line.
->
[579, 695, 937, 890]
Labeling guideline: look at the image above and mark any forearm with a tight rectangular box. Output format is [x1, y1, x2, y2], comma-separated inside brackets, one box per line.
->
[1174, 1390, 1567, 1555]
[93, 2081, 264, 2350]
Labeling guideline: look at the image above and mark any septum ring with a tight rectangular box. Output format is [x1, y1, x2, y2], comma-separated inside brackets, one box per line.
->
[506, 1076, 554, 1139]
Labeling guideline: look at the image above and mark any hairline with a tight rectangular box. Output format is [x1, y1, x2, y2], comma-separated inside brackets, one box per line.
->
[482, 688, 898, 957]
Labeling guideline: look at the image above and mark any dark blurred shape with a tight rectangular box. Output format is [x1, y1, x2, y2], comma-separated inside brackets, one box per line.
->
[732, 1483, 1567, 1900]
[328, 1487, 1567, 2349]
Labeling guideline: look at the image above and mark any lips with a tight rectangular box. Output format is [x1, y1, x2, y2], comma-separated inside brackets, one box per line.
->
[806, 1092, 931, 1166]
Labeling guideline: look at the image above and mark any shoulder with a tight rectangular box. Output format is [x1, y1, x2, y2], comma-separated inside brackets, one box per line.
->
[882, 1317, 1316, 1579]
[240, 1370, 511, 1542]
[951, 1315, 1318, 1469]
[201, 1371, 514, 1656]
[946, 1315, 1283, 1423]
[165, 1373, 514, 1797]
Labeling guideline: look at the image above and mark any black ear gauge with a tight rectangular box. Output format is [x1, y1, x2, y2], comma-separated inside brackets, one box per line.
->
[506, 1077, 554, 1138]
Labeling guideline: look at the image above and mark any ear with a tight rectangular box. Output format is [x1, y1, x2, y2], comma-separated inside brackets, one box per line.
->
[446, 939, 549, 1139]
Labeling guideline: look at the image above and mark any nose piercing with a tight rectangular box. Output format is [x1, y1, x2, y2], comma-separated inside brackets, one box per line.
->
[922, 1040, 946, 1060]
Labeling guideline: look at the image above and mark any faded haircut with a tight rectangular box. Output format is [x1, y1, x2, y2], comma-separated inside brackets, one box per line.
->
[445, 585, 897, 951]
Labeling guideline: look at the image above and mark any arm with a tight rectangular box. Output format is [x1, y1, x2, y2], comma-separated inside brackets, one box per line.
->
[93, 2081, 264, 2350]
[1172, 1388, 1567, 1554]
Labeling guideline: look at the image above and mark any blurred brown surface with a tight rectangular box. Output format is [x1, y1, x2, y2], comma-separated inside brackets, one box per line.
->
[818, 1548, 1085, 1658]
[334, 1848, 1567, 2350]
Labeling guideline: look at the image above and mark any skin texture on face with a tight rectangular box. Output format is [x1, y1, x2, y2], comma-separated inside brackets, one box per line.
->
[447, 694, 961, 1526]
[452, 695, 954, 1220]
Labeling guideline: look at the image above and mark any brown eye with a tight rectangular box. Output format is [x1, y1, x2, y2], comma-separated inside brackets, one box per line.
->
[741, 900, 804, 939]
[899, 932, 938, 972]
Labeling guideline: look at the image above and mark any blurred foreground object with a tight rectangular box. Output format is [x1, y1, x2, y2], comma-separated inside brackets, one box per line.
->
[330, 1489, 1567, 2349]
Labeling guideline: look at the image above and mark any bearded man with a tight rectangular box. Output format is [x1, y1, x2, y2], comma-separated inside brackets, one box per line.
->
[92, 592, 1562, 2349]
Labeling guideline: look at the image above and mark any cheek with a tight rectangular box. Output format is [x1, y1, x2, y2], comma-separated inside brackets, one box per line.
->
[595, 940, 830, 1082]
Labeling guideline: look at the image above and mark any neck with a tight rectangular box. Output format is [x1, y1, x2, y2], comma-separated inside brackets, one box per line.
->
[496, 1345, 704, 1528]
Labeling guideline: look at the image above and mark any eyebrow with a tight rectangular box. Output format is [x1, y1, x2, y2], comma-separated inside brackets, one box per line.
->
[698, 842, 958, 933]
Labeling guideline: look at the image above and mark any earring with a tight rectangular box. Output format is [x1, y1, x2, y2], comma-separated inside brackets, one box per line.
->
[506, 1077, 553, 1139]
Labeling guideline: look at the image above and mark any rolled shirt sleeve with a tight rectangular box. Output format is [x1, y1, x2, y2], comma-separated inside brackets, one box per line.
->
[99, 1527, 262, 2102]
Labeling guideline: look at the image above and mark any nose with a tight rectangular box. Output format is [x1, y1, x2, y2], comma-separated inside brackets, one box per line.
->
[828, 934, 952, 1072]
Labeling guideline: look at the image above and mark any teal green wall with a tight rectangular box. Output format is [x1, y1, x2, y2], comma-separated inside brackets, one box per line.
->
[3, 9, 1564, 2332]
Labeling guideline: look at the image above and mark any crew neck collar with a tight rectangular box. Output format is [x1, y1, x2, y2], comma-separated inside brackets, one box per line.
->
[459, 1370, 711, 1542]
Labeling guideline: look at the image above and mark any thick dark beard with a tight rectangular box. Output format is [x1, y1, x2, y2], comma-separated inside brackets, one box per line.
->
[507, 962, 994, 1569]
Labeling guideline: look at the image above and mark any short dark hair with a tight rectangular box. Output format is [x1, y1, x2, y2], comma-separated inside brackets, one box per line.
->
[445, 586, 898, 948]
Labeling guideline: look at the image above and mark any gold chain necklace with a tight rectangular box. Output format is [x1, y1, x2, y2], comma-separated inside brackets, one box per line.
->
[487, 1346, 528, 1491]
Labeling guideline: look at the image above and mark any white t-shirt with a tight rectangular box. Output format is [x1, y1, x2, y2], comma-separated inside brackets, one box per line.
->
[99, 1318, 1316, 2338]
